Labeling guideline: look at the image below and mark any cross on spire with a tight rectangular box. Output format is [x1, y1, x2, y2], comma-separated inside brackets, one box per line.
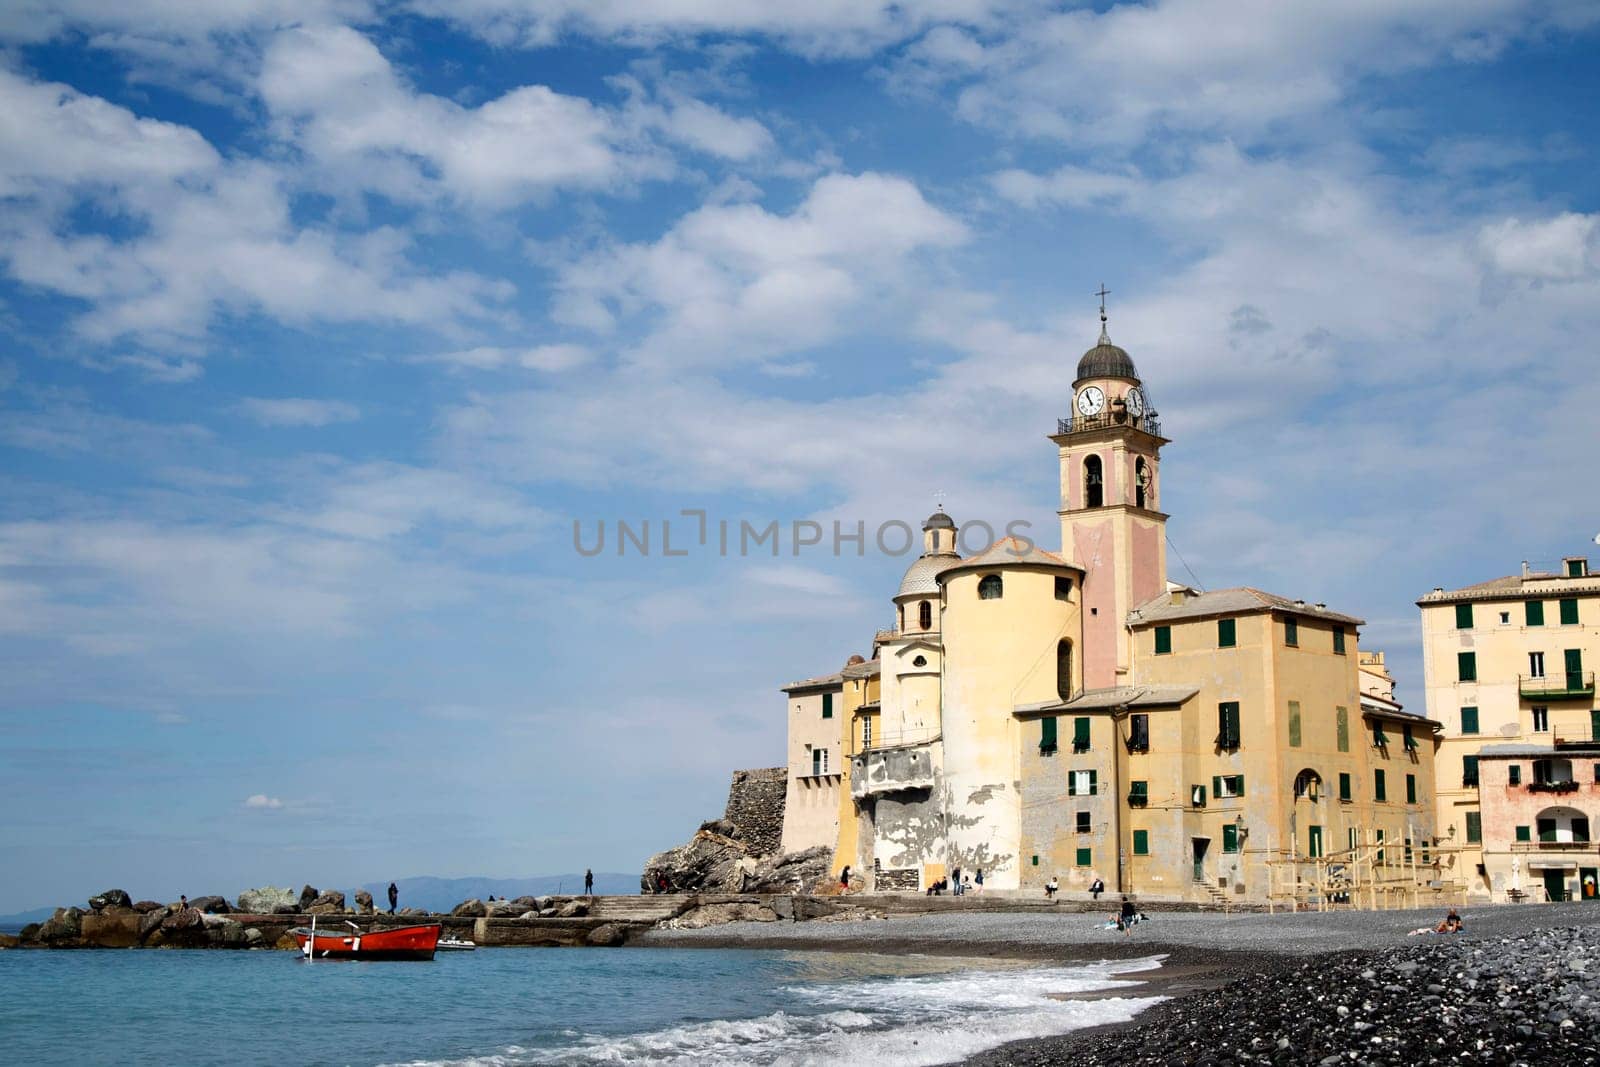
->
[1095, 283, 1112, 343]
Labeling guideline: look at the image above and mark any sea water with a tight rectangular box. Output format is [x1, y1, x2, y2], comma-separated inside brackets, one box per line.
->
[0, 947, 1162, 1066]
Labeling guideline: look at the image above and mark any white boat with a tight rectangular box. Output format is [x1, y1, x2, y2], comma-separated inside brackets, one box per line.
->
[436, 936, 476, 951]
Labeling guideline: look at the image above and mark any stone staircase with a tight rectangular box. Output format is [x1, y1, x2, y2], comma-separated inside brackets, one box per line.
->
[586, 895, 694, 923]
[1197, 882, 1234, 911]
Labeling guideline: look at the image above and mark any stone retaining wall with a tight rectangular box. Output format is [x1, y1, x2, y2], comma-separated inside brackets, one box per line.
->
[724, 767, 786, 855]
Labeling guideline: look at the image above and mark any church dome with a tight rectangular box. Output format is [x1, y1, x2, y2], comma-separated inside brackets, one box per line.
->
[897, 553, 961, 598]
[1075, 334, 1139, 384]
[923, 510, 956, 531]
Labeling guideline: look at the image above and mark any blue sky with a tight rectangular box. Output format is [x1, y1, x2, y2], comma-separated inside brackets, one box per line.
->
[2, 1, 1598, 912]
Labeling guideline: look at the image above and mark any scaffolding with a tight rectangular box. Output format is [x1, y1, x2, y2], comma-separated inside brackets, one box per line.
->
[1265, 826, 1469, 912]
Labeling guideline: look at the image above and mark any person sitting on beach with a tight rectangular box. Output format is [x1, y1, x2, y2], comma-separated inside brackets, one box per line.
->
[1045, 876, 1059, 900]
[1435, 909, 1462, 933]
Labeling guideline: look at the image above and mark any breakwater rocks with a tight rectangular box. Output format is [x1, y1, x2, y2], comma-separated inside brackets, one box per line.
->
[968, 924, 1600, 1066]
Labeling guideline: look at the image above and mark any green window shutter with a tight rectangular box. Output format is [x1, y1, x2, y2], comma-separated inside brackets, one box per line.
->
[1463, 755, 1479, 786]
[1040, 716, 1058, 753]
[1285, 617, 1298, 646]
[1515, 825, 1531, 843]
[1403, 724, 1416, 750]
[1458, 652, 1476, 682]
[1212, 774, 1222, 797]
[1075, 847, 1091, 867]
[1333, 627, 1346, 654]
[1461, 706, 1479, 734]
[1288, 701, 1301, 747]
[1217, 702, 1241, 748]
[1591, 709, 1600, 741]
[1073, 716, 1091, 750]
[1235, 774, 1245, 796]
[1336, 706, 1349, 752]
[1465, 812, 1482, 843]
[1526, 600, 1544, 626]
[1067, 773, 1077, 797]
[1455, 602, 1473, 629]
[1374, 769, 1386, 802]
[1509, 764, 1521, 786]
[822, 693, 833, 719]
[1154, 626, 1171, 654]
[1192, 784, 1207, 807]
[1222, 824, 1238, 853]
[1132, 830, 1149, 856]
[1338, 772, 1351, 801]
[1088, 769, 1098, 796]
[1406, 774, 1417, 805]
[1560, 598, 1579, 625]
[1218, 618, 1236, 648]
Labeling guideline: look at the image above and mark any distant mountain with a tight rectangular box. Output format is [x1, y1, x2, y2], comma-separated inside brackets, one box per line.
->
[0, 906, 56, 929]
[358, 873, 639, 913]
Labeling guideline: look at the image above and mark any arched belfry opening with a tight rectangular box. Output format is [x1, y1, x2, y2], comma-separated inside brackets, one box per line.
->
[1056, 640, 1074, 701]
[1135, 457, 1148, 509]
[1084, 455, 1103, 508]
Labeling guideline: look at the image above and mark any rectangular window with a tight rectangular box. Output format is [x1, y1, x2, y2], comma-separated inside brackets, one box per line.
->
[1373, 722, 1387, 747]
[1285, 617, 1298, 646]
[1333, 627, 1346, 655]
[1560, 598, 1579, 625]
[1076, 810, 1091, 834]
[1538, 817, 1558, 842]
[1218, 618, 1237, 648]
[1338, 772, 1352, 801]
[1191, 783, 1207, 807]
[1128, 713, 1149, 752]
[1515, 825, 1531, 843]
[1570, 559, 1588, 577]
[1592, 709, 1600, 742]
[1039, 716, 1058, 754]
[1132, 829, 1149, 856]
[1509, 764, 1521, 786]
[1460, 705, 1479, 734]
[1222, 824, 1239, 853]
[1308, 825, 1324, 859]
[822, 692, 833, 719]
[1404, 838, 1413, 864]
[1406, 773, 1417, 805]
[1374, 768, 1387, 803]
[862, 717, 872, 748]
[1054, 575, 1073, 600]
[1128, 780, 1149, 807]
[1529, 651, 1546, 678]
[1403, 724, 1416, 751]
[812, 748, 828, 776]
[1076, 847, 1092, 867]
[1287, 700, 1302, 747]
[1465, 812, 1482, 843]
[1455, 602, 1474, 629]
[1154, 625, 1172, 654]
[1458, 652, 1476, 682]
[1336, 706, 1349, 752]
[1348, 828, 1358, 851]
[1068, 770, 1098, 796]
[1212, 774, 1244, 798]
[1073, 716, 1091, 753]
[1533, 706, 1549, 733]
[1463, 755, 1479, 787]
[1527, 600, 1545, 626]
[1375, 828, 1385, 865]
[1217, 702, 1241, 749]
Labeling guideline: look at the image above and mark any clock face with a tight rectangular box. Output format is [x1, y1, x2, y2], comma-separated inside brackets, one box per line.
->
[1125, 387, 1145, 417]
[1076, 386, 1106, 417]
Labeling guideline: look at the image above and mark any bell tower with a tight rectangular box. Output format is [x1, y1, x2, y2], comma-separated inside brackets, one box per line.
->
[1052, 288, 1169, 690]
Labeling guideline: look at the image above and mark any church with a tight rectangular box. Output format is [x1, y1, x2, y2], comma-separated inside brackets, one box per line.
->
[778, 307, 1445, 905]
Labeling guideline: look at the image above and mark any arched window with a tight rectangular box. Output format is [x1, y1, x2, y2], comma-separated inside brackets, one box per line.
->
[978, 574, 1003, 600]
[912, 655, 927, 668]
[1057, 640, 1074, 701]
[919, 600, 932, 630]
[1293, 769, 1322, 801]
[1135, 457, 1148, 509]
[898, 605, 904, 631]
[1084, 455, 1103, 508]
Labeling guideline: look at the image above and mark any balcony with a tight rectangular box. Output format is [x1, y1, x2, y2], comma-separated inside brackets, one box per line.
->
[1127, 790, 1149, 808]
[851, 742, 937, 799]
[1520, 671, 1595, 700]
[1056, 411, 1163, 439]
[1511, 839, 1595, 852]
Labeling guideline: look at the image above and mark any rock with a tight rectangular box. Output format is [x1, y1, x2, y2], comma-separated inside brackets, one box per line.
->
[741, 846, 834, 894]
[510, 896, 540, 910]
[37, 907, 84, 943]
[161, 908, 204, 931]
[519, 911, 541, 920]
[354, 890, 374, 914]
[236, 887, 297, 914]
[138, 909, 168, 943]
[309, 890, 344, 911]
[396, 907, 426, 916]
[88, 889, 133, 911]
[271, 904, 299, 915]
[132, 900, 165, 914]
[244, 927, 263, 946]
[586, 923, 628, 947]
[485, 899, 522, 918]
[298, 885, 319, 911]
[207, 919, 248, 947]
[0, 932, 18, 949]
[18, 923, 41, 942]
[188, 895, 231, 914]
[663, 902, 780, 929]
[451, 899, 487, 918]
[557, 900, 590, 918]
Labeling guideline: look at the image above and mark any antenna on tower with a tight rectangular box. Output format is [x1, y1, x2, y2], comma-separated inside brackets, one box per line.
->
[1094, 283, 1111, 343]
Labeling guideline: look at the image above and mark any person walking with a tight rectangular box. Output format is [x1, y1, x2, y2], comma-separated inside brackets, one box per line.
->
[974, 868, 984, 895]
[387, 882, 398, 914]
[584, 869, 594, 896]
[1119, 895, 1137, 934]
[839, 865, 852, 894]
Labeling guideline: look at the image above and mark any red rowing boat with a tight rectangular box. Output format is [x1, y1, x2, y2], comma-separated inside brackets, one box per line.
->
[292, 922, 440, 961]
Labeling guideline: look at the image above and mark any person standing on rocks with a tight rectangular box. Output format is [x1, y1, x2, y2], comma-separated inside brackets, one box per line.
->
[387, 882, 398, 914]
[974, 869, 984, 894]
[585, 869, 594, 895]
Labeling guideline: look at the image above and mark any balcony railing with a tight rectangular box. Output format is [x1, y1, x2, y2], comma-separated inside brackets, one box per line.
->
[1511, 839, 1595, 851]
[1127, 791, 1149, 807]
[1520, 671, 1595, 700]
[1056, 411, 1163, 438]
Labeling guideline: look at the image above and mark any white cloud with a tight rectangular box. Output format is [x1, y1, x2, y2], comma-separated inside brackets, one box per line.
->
[426, 343, 593, 372]
[553, 171, 967, 368]
[244, 793, 283, 809]
[1478, 213, 1599, 281]
[238, 398, 362, 427]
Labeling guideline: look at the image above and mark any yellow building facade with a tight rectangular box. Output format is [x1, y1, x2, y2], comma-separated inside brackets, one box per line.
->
[1418, 557, 1600, 902]
[780, 312, 1441, 904]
